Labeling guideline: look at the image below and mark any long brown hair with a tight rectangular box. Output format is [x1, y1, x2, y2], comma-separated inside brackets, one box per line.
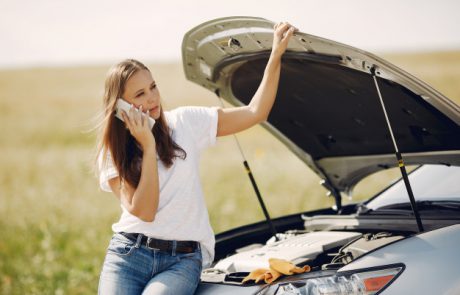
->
[96, 59, 186, 188]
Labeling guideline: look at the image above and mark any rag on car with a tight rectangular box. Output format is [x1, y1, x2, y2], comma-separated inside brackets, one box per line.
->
[242, 258, 311, 284]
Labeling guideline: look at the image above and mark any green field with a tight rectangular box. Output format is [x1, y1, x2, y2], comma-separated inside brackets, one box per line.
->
[1, 51, 459, 294]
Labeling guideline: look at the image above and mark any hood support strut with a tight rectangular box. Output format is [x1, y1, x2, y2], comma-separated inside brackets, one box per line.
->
[371, 67, 424, 232]
[216, 96, 279, 241]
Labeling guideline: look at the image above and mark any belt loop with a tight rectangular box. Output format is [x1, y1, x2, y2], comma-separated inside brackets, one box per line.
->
[172, 240, 177, 256]
[134, 233, 143, 248]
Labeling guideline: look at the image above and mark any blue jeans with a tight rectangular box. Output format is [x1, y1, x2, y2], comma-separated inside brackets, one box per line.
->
[98, 233, 203, 295]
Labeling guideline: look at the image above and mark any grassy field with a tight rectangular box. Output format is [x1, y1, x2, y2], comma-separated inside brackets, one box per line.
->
[1, 51, 459, 294]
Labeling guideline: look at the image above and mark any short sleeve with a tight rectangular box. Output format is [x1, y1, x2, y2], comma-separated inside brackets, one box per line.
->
[178, 106, 219, 150]
[97, 151, 119, 192]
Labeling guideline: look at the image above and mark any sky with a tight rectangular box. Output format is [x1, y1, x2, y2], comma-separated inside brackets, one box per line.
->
[1, 0, 459, 68]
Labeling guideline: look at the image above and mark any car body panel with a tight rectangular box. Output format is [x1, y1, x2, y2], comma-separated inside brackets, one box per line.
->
[338, 224, 460, 294]
[182, 16, 460, 194]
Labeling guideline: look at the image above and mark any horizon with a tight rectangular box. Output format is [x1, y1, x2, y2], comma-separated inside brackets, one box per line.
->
[1, 49, 459, 71]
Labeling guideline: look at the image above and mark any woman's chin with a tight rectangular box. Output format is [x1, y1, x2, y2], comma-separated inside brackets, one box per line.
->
[151, 110, 161, 120]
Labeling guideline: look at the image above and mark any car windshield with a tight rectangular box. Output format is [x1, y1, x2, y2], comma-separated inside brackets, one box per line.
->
[365, 165, 460, 210]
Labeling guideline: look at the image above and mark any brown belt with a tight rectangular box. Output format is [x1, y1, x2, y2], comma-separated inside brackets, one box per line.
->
[119, 232, 199, 254]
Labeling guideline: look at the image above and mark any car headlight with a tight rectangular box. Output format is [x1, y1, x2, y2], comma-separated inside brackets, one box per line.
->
[274, 265, 404, 295]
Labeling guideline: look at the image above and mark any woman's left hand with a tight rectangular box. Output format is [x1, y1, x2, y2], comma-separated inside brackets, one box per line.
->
[271, 22, 298, 58]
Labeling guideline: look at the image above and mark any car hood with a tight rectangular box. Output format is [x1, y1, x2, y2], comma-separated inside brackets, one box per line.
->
[182, 16, 460, 195]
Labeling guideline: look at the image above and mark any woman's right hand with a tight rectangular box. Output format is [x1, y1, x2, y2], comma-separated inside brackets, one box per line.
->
[121, 104, 156, 151]
[117, 104, 159, 223]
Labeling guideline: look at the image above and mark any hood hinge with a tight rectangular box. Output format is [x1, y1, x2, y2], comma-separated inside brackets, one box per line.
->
[320, 179, 342, 212]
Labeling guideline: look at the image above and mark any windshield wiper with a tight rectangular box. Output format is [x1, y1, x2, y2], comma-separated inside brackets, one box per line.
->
[356, 203, 372, 214]
[358, 203, 413, 216]
[358, 200, 460, 217]
[378, 200, 460, 212]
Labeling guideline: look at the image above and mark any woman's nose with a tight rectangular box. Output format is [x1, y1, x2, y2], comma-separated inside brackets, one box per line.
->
[147, 91, 157, 103]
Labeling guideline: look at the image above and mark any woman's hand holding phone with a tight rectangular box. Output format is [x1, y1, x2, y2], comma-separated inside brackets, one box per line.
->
[115, 98, 155, 129]
[120, 103, 156, 151]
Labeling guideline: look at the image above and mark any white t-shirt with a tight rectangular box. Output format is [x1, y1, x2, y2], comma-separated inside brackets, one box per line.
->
[98, 106, 219, 268]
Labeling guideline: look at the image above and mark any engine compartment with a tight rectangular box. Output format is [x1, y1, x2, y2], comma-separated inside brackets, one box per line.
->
[201, 228, 406, 284]
[213, 231, 362, 272]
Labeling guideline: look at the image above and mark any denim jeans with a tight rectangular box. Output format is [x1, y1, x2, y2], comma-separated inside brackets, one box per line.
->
[98, 233, 203, 295]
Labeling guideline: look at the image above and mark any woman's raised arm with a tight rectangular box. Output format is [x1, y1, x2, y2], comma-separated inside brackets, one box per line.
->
[216, 22, 297, 137]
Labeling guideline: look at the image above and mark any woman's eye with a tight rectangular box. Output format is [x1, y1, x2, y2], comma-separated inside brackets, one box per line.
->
[136, 92, 144, 98]
[151, 84, 156, 89]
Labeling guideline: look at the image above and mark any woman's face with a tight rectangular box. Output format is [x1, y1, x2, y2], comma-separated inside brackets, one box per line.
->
[122, 69, 162, 120]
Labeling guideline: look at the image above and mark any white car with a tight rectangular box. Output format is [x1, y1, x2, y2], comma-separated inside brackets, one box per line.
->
[182, 17, 460, 295]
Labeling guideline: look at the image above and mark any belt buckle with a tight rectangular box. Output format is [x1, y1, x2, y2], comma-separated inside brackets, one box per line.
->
[146, 237, 160, 251]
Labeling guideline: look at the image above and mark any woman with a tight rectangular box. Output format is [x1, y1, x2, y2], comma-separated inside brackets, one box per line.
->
[96, 22, 297, 294]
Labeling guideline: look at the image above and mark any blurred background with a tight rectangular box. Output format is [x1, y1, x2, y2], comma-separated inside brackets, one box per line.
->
[1, 0, 459, 293]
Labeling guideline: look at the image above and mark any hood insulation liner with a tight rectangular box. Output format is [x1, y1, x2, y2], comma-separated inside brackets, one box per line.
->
[231, 57, 460, 160]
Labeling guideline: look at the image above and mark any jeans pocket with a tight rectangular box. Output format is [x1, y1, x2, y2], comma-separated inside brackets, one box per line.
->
[107, 235, 137, 256]
[178, 252, 198, 258]
[178, 250, 202, 267]
[177, 250, 203, 284]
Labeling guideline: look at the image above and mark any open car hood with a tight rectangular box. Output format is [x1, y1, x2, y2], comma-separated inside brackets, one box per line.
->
[182, 16, 460, 195]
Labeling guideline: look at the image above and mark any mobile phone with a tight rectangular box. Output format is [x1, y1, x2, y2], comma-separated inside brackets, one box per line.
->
[115, 98, 155, 129]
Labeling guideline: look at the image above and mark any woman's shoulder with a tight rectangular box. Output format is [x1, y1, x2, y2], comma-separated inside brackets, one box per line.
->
[167, 106, 218, 122]
[166, 106, 219, 149]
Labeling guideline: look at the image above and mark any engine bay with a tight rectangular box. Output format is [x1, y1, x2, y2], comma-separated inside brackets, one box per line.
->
[201, 228, 405, 284]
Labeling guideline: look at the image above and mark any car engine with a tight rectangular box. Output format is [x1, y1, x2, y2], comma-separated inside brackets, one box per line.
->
[201, 230, 405, 284]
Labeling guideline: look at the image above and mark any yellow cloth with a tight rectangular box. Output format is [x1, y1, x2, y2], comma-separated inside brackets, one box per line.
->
[242, 258, 311, 284]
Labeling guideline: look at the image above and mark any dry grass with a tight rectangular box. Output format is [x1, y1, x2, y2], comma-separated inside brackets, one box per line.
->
[0, 51, 459, 294]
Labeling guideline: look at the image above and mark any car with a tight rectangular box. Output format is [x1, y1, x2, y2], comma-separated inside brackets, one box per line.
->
[181, 16, 460, 295]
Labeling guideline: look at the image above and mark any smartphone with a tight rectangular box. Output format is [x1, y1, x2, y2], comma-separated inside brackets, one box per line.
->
[115, 98, 156, 129]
